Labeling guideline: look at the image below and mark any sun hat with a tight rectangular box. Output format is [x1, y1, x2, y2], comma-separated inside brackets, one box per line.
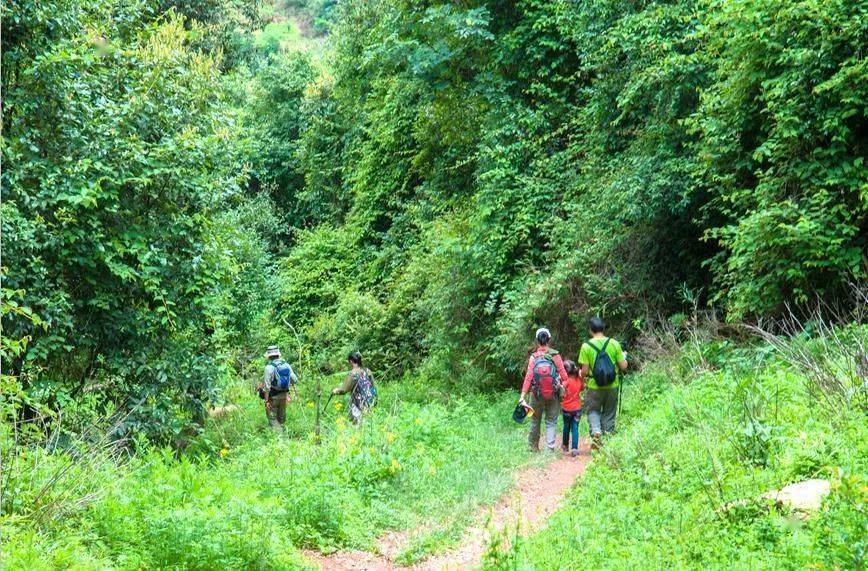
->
[512, 402, 534, 424]
[265, 345, 281, 358]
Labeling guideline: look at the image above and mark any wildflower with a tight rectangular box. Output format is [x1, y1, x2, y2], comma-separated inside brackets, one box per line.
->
[334, 401, 343, 410]
[428, 465, 437, 475]
[388, 458, 402, 474]
[219, 448, 229, 458]
[349, 435, 358, 447]
[307, 401, 315, 408]
[414, 418, 422, 425]
[386, 432, 396, 444]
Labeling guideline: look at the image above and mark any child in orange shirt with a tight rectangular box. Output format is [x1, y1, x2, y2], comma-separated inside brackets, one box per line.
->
[561, 360, 584, 456]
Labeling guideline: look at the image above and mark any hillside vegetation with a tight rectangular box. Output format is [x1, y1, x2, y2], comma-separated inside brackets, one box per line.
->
[1, 0, 867, 569]
[500, 324, 867, 570]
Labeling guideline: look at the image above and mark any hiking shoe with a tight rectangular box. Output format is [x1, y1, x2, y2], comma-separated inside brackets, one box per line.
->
[561, 445, 568, 453]
[590, 433, 602, 451]
[570, 449, 579, 457]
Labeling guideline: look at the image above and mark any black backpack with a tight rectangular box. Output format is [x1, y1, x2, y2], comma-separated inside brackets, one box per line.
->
[589, 339, 617, 387]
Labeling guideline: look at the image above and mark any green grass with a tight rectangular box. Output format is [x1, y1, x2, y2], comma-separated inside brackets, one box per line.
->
[1, 378, 536, 570]
[6, 332, 864, 570]
[494, 336, 867, 570]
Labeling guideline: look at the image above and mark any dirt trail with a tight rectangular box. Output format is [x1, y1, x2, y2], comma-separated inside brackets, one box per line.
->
[304, 441, 592, 570]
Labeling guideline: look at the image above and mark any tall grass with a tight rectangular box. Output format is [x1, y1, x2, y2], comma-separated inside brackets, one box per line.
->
[1, 378, 535, 569]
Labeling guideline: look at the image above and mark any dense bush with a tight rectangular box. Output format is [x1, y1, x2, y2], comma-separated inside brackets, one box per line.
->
[1, 2, 276, 439]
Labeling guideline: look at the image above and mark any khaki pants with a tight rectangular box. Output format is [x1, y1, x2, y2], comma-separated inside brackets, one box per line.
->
[528, 394, 561, 451]
[266, 391, 288, 431]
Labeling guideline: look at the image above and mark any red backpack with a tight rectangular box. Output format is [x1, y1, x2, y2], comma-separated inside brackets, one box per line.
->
[531, 349, 563, 400]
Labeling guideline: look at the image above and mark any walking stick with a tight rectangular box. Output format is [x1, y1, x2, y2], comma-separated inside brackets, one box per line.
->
[615, 377, 624, 428]
[315, 373, 322, 445]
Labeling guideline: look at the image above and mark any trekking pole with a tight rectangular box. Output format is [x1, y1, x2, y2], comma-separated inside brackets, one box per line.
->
[615, 354, 628, 429]
[616, 377, 624, 427]
[324, 393, 334, 411]
[315, 373, 322, 445]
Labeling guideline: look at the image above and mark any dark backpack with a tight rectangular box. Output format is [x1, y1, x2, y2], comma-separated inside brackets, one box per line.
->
[589, 339, 617, 387]
[351, 369, 377, 409]
[531, 350, 563, 400]
[270, 360, 294, 391]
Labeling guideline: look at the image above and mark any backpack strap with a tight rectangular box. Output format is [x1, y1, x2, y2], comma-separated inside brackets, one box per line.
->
[588, 339, 610, 355]
[534, 348, 557, 361]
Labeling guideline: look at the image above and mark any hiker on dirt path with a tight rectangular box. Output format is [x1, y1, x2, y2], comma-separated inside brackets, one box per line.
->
[579, 317, 627, 448]
[331, 351, 377, 423]
[561, 360, 584, 456]
[520, 328, 569, 452]
[259, 345, 298, 431]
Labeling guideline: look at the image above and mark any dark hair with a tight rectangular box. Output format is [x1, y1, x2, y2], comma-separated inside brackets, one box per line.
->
[588, 316, 605, 334]
[348, 351, 363, 366]
[564, 359, 579, 377]
[535, 329, 551, 345]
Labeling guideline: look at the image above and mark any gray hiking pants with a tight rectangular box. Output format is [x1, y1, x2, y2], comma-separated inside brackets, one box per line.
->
[585, 388, 619, 436]
[528, 395, 561, 451]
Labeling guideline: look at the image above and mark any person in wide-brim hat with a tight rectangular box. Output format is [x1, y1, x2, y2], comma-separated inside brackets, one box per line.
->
[259, 345, 298, 432]
[265, 345, 281, 359]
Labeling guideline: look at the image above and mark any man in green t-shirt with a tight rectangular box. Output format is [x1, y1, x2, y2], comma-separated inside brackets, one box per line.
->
[578, 317, 628, 448]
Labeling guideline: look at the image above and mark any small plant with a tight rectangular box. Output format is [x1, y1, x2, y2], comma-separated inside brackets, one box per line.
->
[749, 285, 868, 413]
[729, 382, 778, 468]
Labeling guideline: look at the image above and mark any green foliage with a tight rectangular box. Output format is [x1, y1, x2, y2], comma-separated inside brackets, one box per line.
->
[1, 2, 272, 440]
[246, 51, 318, 218]
[0, 385, 533, 567]
[255, 0, 866, 393]
[3, 5, 867, 569]
[690, 0, 868, 316]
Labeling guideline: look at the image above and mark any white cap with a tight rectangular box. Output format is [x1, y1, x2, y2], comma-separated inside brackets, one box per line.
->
[535, 327, 551, 340]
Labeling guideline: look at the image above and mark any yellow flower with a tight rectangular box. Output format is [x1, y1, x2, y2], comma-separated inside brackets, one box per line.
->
[428, 465, 437, 475]
[386, 432, 396, 444]
[334, 402, 343, 410]
[219, 448, 229, 458]
[307, 401, 315, 408]
[368, 447, 376, 454]
[414, 418, 422, 425]
[388, 458, 402, 474]
[348, 436, 358, 446]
